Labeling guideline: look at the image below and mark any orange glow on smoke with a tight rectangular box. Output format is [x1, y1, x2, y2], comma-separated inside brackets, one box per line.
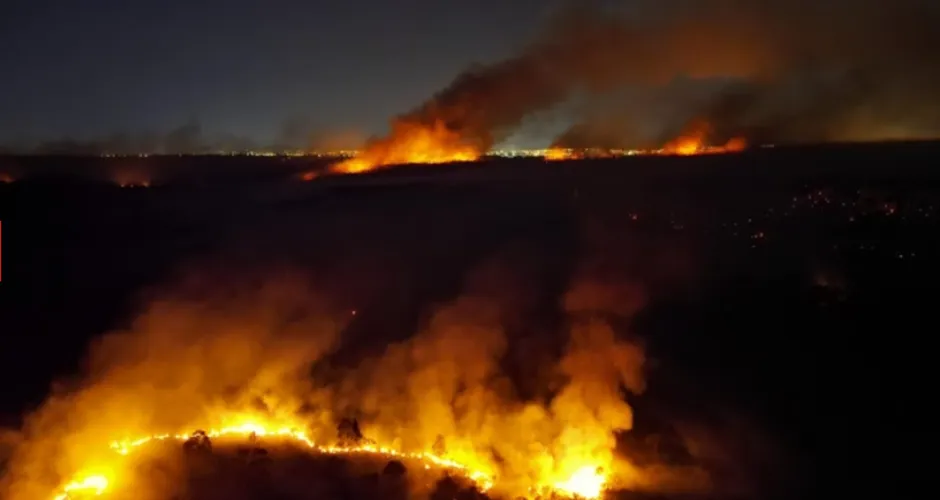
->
[330, 119, 480, 174]
[7, 278, 661, 500]
[722, 136, 748, 152]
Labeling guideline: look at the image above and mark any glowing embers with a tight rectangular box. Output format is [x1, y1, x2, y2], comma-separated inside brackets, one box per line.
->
[298, 170, 320, 181]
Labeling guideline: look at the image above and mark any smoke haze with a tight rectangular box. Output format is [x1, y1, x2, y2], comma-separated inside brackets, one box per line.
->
[2, 119, 365, 155]
[0, 222, 761, 499]
[8, 0, 937, 157]
[362, 0, 940, 154]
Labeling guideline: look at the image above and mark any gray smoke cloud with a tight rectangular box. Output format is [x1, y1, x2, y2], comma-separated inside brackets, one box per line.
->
[368, 0, 940, 153]
[547, 0, 940, 147]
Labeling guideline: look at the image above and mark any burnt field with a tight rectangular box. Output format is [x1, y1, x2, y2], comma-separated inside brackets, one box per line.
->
[0, 142, 932, 499]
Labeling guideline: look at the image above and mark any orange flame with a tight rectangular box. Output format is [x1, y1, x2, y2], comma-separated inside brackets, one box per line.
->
[544, 147, 578, 161]
[554, 465, 607, 499]
[660, 121, 746, 156]
[49, 410, 621, 499]
[330, 120, 481, 174]
[22, 278, 651, 500]
[51, 412, 498, 500]
[543, 122, 747, 161]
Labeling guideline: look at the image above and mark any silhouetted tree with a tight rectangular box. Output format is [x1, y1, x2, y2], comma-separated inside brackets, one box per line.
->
[183, 429, 212, 454]
[430, 475, 461, 500]
[337, 417, 364, 446]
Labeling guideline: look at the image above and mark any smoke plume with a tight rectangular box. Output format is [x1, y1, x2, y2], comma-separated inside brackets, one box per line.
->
[0, 236, 717, 499]
[0, 271, 347, 499]
[349, 0, 940, 168]
[549, 0, 940, 146]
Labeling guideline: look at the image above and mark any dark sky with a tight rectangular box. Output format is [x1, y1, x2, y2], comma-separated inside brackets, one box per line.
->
[0, 0, 558, 146]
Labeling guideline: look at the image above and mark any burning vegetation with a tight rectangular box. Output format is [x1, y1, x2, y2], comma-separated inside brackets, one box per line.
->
[331, 120, 481, 174]
[543, 120, 748, 161]
[657, 120, 747, 156]
[325, 0, 940, 174]
[0, 252, 716, 500]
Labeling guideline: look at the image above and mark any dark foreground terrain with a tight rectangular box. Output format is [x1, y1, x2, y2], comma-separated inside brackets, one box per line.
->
[0, 142, 932, 499]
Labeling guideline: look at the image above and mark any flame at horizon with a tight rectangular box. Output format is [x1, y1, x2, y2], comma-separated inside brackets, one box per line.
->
[331, 0, 940, 174]
[330, 120, 481, 174]
[544, 120, 748, 161]
[659, 121, 747, 156]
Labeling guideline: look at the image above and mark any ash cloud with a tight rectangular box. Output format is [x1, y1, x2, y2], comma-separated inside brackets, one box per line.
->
[387, 0, 940, 150]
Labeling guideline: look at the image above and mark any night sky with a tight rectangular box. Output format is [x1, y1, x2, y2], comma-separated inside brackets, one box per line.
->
[0, 0, 558, 147]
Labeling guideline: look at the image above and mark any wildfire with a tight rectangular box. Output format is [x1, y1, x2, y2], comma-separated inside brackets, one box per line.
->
[544, 147, 578, 161]
[50, 412, 613, 500]
[542, 140, 747, 160]
[659, 120, 747, 156]
[24, 278, 649, 500]
[554, 465, 607, 499]
[543, 120, 748, 161]
[543, 139, 747, 161]
[52, 414, 494, 500]
[543, 148, 624, 161]
[319, 119, 749, 172]
[660, 134, 746, 156]
[330, 119, 480, 174]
